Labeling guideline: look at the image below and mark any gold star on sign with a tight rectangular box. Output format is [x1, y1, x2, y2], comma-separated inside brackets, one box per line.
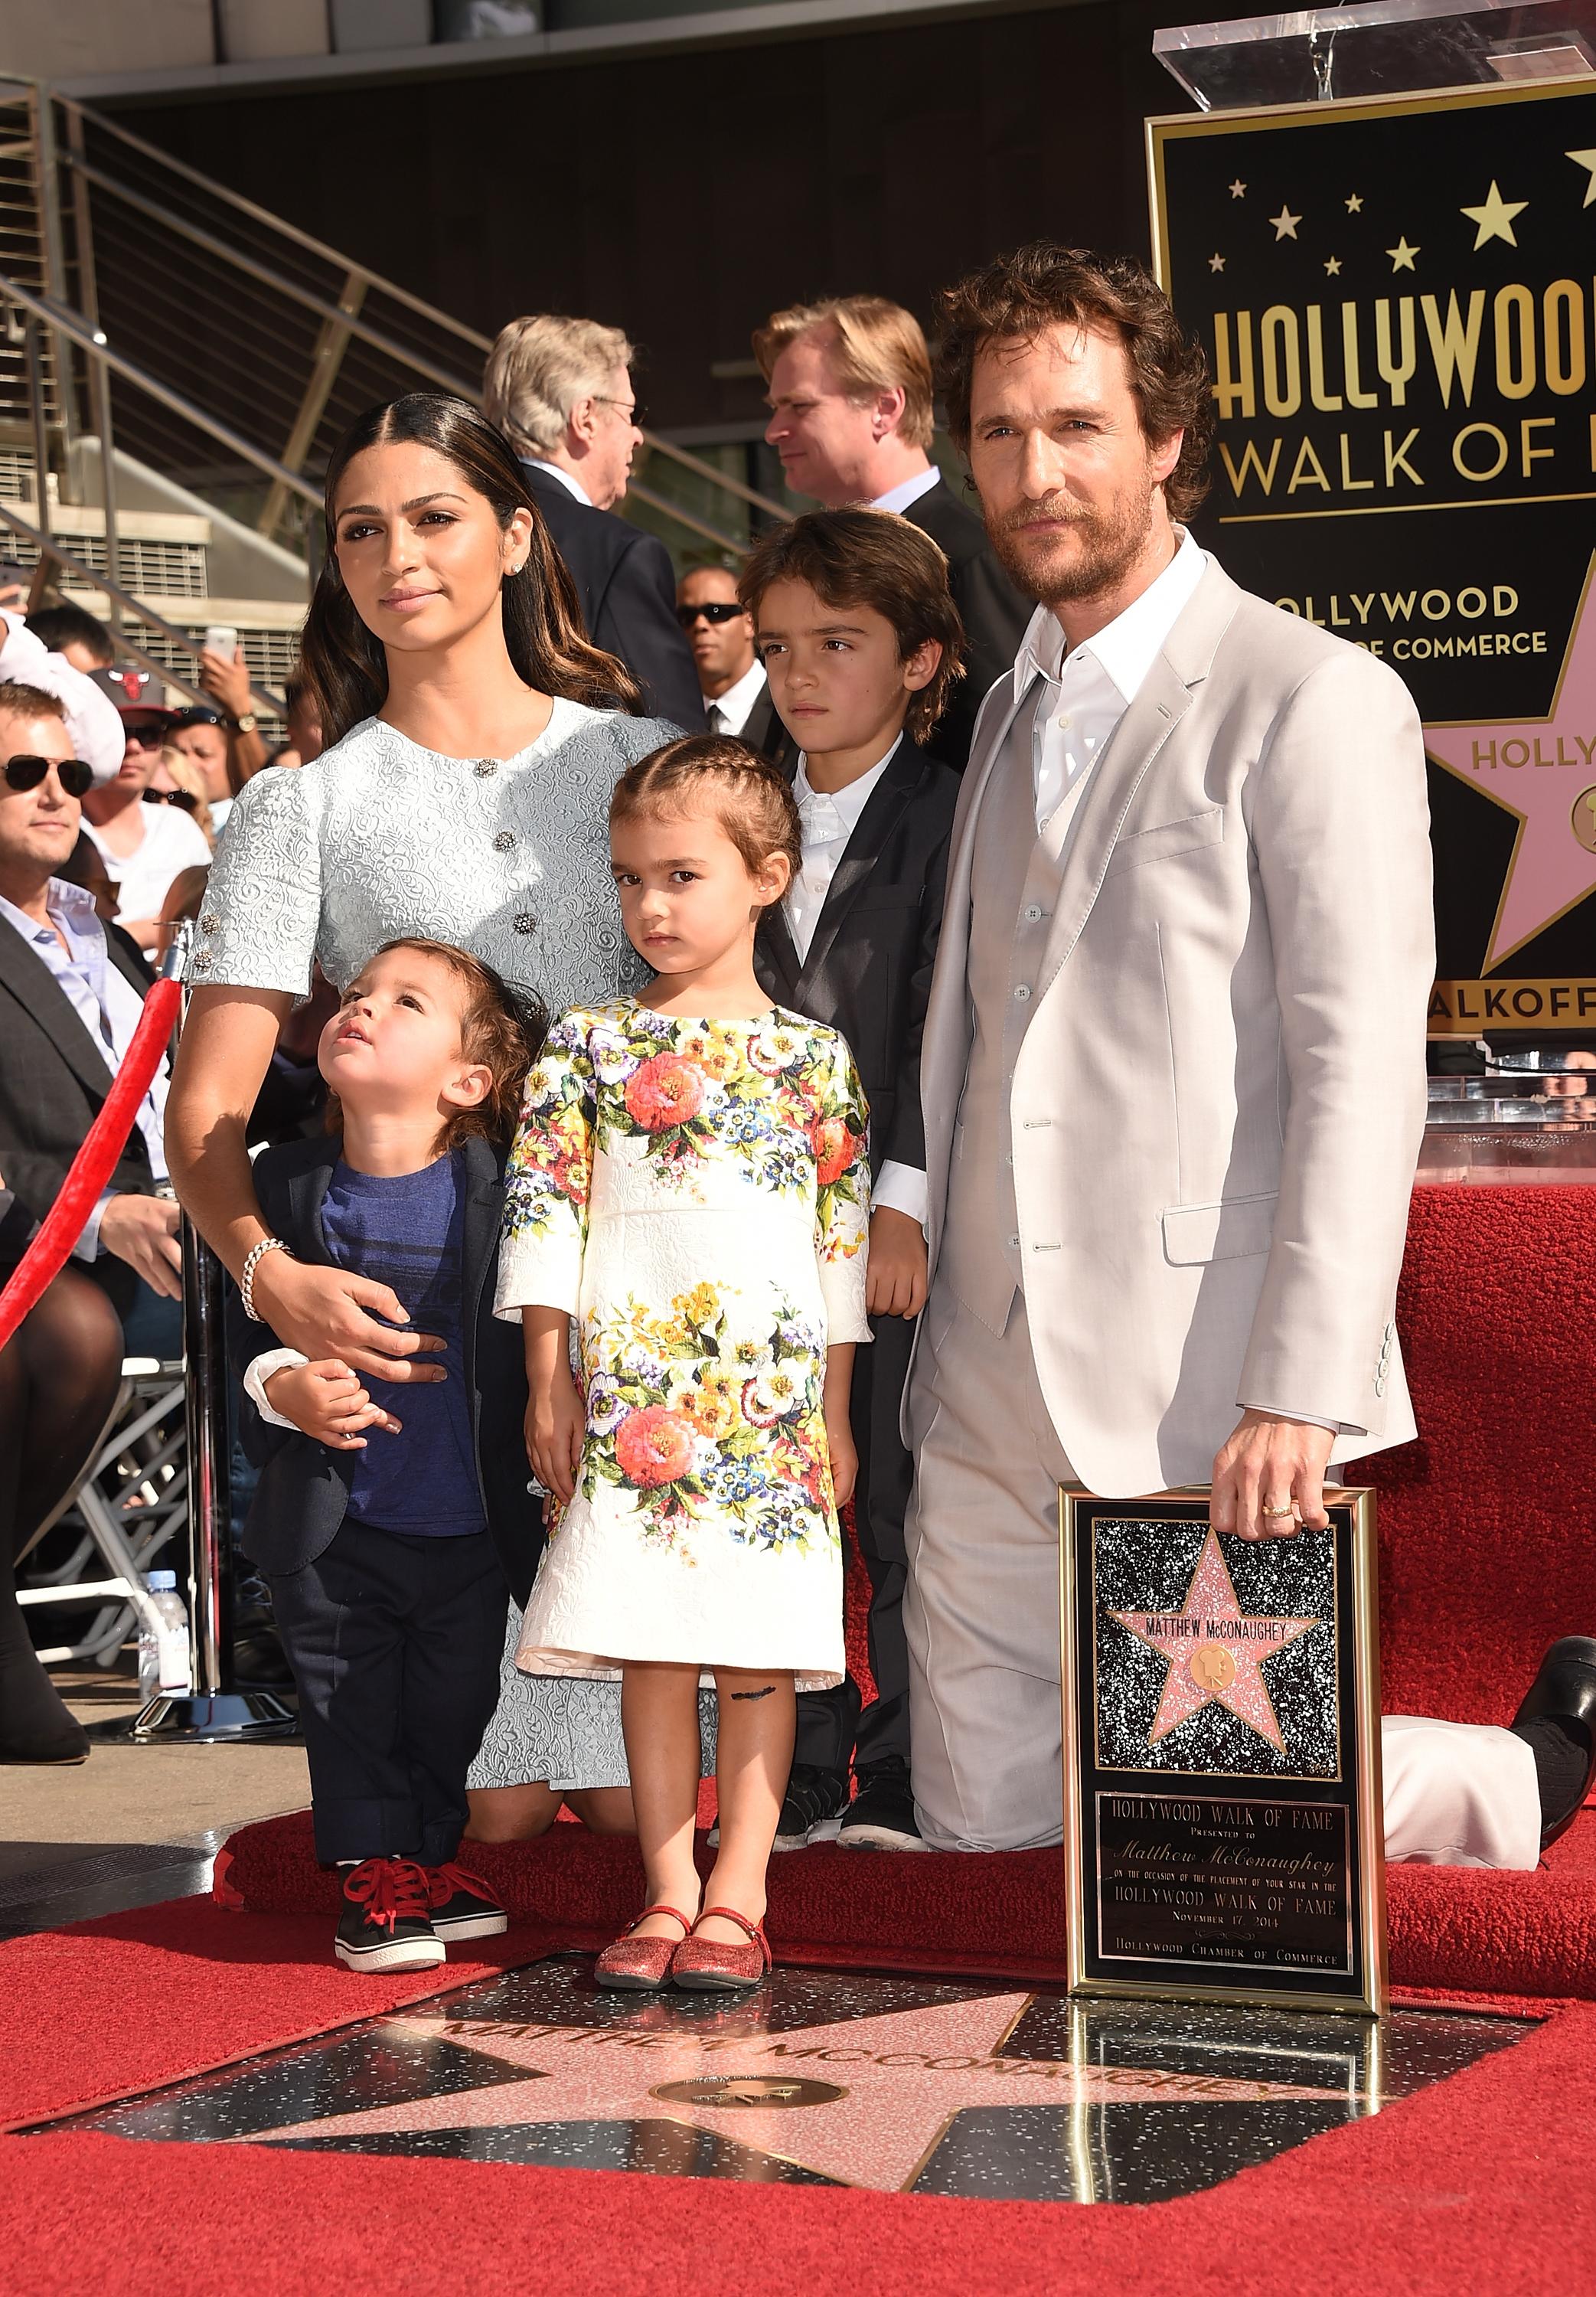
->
[1209, 252, 1226, 272]
[1345, 192, 1363, 212]
[1229, 178, 1246, 198]
[1461, 179, 1527, 248]
[1270, 205, 1301, 240]
[1387, 237, 1419, 271]
[1324, 256, 1343, 276]
[1567, 149, 1596, 208]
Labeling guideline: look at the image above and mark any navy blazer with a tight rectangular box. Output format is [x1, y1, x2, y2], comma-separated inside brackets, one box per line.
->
[754, 738, 958, 1178]
[521, 460, 703, 733]
[229, 1132, 540, 1605]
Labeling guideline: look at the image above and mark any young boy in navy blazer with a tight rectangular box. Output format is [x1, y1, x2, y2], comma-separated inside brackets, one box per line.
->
[231, 937, 544, 1971]
[744, 508, 964, 1851]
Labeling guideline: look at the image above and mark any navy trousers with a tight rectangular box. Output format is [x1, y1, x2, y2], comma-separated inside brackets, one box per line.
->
[269, 1518, 508, 1867]
[794, 1307, 914, 1774]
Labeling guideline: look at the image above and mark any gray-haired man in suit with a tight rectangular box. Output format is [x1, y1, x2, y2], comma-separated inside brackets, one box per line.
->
[902, 242, 1596, 1868]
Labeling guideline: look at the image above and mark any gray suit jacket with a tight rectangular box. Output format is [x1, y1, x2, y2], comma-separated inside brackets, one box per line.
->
[917, 559, 1434, 1497]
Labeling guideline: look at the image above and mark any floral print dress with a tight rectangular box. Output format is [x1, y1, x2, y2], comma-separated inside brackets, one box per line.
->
[494, 1001, 871, 1689]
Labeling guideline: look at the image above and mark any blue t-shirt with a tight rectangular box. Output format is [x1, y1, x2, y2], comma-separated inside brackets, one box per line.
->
[321, 1152, 485, 1538]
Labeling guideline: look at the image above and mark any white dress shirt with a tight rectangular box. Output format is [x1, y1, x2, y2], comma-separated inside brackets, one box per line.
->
[533, 459, 593, 508]
[0, 877, 170, 1259]
[703, 658, 768, 738]
[785, 743, 926, 1230]
[870, 466, 944, 517]
[1017, 528, 1208, 834]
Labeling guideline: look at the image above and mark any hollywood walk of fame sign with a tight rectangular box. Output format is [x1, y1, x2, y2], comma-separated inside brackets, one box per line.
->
[1149, 78, 1596, 1027]
[1061, 1490, 1385, 2018]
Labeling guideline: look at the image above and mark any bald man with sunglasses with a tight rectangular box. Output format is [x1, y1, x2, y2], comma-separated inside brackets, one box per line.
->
[675, 564, 790, 763]
[0, 680, 181, 1324]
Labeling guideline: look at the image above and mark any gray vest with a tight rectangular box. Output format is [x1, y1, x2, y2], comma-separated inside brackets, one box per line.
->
[941, 688, 1091, 1335]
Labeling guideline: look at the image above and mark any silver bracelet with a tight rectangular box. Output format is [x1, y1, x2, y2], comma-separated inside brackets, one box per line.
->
[240, 1235, 294, 1322]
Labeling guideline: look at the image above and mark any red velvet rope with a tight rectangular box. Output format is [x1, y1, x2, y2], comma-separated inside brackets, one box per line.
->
[0, 973, 184, 1353]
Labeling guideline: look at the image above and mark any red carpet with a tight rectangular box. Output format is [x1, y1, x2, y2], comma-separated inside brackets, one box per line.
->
[1, 1893, 1591, 2295]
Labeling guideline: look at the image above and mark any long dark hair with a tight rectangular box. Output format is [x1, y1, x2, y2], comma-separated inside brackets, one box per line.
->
[299, 392, 644, 747]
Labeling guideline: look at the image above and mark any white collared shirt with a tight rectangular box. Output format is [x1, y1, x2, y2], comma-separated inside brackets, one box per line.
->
[533, 459, 593, 508]
[0, 876, 170, 1258]
[785, 741, 925, 1229]
[1017, 528, 1208, 833]
[870, 466, 943, 517]
[703, 659, 768, 738]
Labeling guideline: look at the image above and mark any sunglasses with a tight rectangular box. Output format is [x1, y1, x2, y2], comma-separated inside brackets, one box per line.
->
[675, 600, 746, 629]
[122, 723, 168, 750]
[142, 787, 199, 812]
[4, 753, 95, 799]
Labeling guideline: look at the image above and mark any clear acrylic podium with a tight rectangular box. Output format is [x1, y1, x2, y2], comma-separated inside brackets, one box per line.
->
[1154, 0, 1596, 111]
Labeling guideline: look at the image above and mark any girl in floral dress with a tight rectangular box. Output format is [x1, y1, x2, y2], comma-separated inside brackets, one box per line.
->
[495, 734, 870, 1991]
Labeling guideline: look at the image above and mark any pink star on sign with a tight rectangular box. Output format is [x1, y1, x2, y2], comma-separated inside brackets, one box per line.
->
[1111, 1529, 1321, 1754]
[1424, 557, 1596, 967]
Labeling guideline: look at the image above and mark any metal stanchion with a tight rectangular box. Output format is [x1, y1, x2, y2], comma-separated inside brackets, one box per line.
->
[129, 926, 295, 1743]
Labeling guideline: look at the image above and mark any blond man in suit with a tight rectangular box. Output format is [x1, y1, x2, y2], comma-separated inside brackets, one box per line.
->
[902, 243, 1593, 1867]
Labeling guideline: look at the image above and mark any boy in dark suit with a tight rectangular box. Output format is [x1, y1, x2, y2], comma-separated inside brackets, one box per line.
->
[232, 937, 544, 1971]
[743, 508, 964, 1852]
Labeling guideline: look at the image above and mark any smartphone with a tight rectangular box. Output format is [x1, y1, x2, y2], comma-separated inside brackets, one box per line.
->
[203, 622, 239, 659]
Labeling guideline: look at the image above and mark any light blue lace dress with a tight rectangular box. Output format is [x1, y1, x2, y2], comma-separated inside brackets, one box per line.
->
[195, 698, 714, 1789]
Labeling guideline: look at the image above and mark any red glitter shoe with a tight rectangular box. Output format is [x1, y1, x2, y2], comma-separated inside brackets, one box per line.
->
[594, 1903, 696, 1991]
[671, 1905, 772, 1992]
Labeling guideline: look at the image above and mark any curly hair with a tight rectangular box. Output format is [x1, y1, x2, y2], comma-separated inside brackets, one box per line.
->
[936, 242, 1214, 524]
[325, 938, 547, 1155]
[738, 508, 964, 745]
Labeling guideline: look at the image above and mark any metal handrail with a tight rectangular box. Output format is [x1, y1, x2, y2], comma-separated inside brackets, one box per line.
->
[0, 270, 321, 509]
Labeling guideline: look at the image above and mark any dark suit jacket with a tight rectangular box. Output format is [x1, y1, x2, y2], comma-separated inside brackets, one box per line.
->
[521, 460, 703, 732]
[737, 681, 798, 774]
[754, 738, 958, 1178]
[0, 902, 160, 1311]
[228, 1132, 540, 1605]
[902, 476, 1030, 775]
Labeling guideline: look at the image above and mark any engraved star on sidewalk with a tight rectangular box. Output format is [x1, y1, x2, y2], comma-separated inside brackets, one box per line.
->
[1345, 192, 1363, 212]
[246, 1994, 1342, 2191]
[1324, 257, 1343, 276]
[1422, 554, 1596, 967]
[1461, 179, 1527, 249]
[1568, 149, 1596, 207]
[1110, 1530, 1321, 1754]
[1271, 205, 1301, 240]
[1387, 237, 1419, 271]
[1229, 178, 1246, 198]
[1209, 253, 1226, 273]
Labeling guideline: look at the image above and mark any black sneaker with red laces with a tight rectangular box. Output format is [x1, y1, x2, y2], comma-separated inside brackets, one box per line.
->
[426, 1859, 509, 1942]
[335, 1856, 444, 1972]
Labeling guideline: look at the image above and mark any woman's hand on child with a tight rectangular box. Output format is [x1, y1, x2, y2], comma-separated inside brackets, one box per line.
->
[264, 1358, 401, 1449]
[525, 1376, 585, 1505]
[866, 1207, 929, 1318]
[253, 1251, 447, 1385]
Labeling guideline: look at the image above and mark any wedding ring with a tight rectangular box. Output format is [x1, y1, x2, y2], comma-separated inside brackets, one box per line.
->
[1261, 1502, 1297, 1518]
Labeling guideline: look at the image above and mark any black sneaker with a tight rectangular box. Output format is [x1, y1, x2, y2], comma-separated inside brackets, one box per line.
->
[426, 1859, 509, 1941]
[772, 1763, 850, 1851]
[335, 1857, 445, 1972]
[837, 1757, 926, 1851]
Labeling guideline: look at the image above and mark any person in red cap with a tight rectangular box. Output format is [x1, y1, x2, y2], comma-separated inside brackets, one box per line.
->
[80, 666, 210, 954]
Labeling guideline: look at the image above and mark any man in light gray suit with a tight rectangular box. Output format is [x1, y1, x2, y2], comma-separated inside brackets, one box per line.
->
[902, 243, 1594, 1868]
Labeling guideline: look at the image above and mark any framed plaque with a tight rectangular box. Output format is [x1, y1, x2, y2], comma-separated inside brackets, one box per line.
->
[1060, 1488, 1385, 2018]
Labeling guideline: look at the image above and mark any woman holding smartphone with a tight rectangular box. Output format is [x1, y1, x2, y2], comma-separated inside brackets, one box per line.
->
[165, 390, 690, 1835]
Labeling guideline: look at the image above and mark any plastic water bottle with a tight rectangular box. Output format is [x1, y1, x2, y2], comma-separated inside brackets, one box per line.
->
[138, 1570, 191, 1699]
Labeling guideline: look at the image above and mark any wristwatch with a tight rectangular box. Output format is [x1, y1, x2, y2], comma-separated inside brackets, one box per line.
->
[230, 710, 259, 735]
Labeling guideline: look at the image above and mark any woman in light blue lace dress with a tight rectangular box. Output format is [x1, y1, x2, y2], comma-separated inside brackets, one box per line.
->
[165, 392, 712, 1835]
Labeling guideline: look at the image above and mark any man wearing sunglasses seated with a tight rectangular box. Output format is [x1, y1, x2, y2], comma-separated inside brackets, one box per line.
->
[80, 668, 211, 957]
[0, 681, 183, 1358]
[675, 564, 791, 766]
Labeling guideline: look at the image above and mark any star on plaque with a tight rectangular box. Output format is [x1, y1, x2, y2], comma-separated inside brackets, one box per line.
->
[1324, 256, 1343, 276]
[1386, 237, 1419, 271]
[1422, 556, 1596, 966]
[1229, 178, 1246, 198]
[1110, 1530, 1320, 1755]
[1568, 149, 1596, 208]
[1345, 192, 1363, 212]
[1270, 205, 1301, 240]
[243, 1994, 1340, 2189]
[1461, 179, 1527, 249]
[1209, 253, 1226, 273]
